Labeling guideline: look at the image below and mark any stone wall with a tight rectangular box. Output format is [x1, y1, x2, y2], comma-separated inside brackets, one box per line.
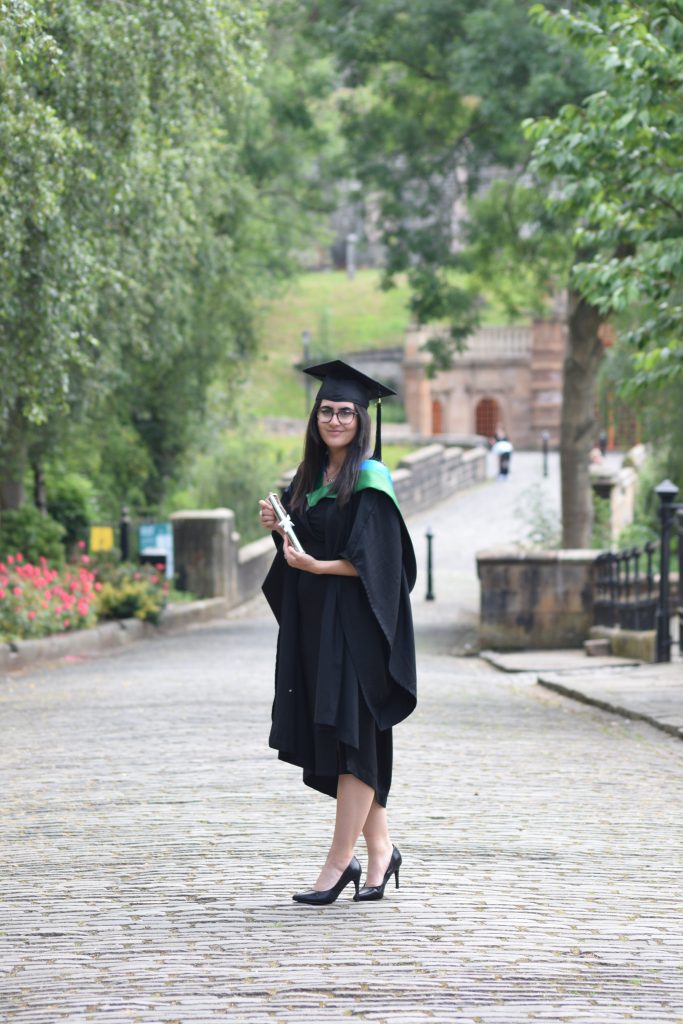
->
[477, 548, 600, 649]
[172, 443, 487, 604]
[393, 444, 486, 517]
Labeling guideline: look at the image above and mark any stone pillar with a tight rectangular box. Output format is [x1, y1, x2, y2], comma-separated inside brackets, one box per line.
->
[171, 509, 239, 602]
[477, 548, 600, 649]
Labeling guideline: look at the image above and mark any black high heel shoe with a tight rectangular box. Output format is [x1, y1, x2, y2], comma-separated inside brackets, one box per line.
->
[353, 846, 402, 902]
[292, 856, 362, 905]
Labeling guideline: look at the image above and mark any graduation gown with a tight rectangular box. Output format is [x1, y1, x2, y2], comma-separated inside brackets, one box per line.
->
[262, 460, 417, 807]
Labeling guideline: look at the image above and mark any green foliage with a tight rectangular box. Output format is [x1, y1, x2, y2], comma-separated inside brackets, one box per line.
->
[526, 2, 683, 390]
[0, 507, 66, 567]
[95, 563, 169, 624]
[47, 472, 95, 551]
[305, 0, 594, 367]
[513, 484, 562, 550]
[1, 0, 338, 513]
[168, 424, 301, 545]
[591, 493, 612, 550]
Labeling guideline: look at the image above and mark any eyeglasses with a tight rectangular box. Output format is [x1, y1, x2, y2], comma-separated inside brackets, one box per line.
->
[317, 405, 358, 425]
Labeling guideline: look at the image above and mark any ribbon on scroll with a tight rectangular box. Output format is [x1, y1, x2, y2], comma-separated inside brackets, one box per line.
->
[267, 492, 305, 553]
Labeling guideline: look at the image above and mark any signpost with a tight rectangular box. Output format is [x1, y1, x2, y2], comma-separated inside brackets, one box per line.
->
[138, 522, 174, 581]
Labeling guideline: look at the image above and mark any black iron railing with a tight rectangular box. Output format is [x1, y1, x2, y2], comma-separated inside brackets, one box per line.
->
[594, 478, 681, 662]
[594, 543, 658, 631]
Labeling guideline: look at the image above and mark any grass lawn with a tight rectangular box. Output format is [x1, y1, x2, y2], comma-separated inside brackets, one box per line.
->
[245, 267, 537, 419]
[246, 269, 412, 419]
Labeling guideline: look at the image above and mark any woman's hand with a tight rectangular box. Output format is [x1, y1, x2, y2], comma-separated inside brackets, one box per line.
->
[282, 535, 320, 573]
[258, 499, 284, 536]
[282, 536, 359, 578]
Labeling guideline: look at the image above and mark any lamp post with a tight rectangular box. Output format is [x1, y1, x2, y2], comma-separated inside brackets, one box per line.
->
[120, 506, 131, 562]
[541, 431, 549, 478]
[655, 478, 679, 662]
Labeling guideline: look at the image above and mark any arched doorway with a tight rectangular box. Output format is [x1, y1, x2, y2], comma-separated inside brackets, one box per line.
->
[431, 399, 444, 434]
[475, 397, 502, 439]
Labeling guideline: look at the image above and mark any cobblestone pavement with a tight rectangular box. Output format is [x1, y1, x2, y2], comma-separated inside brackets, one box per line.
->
[2, 453, 683, 1023]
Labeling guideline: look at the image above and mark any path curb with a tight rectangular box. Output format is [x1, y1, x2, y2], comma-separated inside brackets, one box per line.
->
[0, 597, 229, 674]
[537, 672, 683, 741]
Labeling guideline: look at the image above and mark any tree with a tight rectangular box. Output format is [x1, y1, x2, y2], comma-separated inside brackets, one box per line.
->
[309, 0, 591, 335]
[306, 0, 609, 545]
[526, 2, 683, 391]
[0, 1, 337, 514]
[0, 2, 95, 507]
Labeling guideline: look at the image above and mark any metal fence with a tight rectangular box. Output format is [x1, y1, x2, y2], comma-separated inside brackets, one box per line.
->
[593, 478, 681, 663]
[594, 543, 658, 631]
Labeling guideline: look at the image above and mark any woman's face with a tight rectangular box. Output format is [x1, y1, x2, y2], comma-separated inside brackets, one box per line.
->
[316, 399, 359, 455]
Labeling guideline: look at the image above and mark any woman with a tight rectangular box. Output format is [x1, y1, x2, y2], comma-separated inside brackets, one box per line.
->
[259, 360, 417, 906]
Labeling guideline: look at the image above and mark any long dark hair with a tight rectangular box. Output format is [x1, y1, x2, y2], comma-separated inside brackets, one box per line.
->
[289, 400, 372, 511]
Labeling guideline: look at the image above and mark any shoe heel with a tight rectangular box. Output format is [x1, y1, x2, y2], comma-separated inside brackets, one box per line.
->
[395, 869, 400, 889]
[353, 877, 360, 897]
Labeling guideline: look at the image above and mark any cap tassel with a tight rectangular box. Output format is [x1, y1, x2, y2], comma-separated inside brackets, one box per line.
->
[372, 398, 382, 461]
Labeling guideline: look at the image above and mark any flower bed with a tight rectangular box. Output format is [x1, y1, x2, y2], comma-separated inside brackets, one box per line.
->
[0, 552, 98, 642]
[0, 549, 171, 644]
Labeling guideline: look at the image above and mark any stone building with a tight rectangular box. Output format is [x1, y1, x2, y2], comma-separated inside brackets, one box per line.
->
[403, 316, 566, 448]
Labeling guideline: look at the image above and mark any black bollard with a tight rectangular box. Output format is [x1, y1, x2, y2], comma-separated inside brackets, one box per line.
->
[120, 506, 131, 562]
[655, 479, 679, 662]
[542, 431, 549, 478]
[425, 527, 435, 601]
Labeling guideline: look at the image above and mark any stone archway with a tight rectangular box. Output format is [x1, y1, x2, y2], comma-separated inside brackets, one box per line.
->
[475, 397, 502, 439]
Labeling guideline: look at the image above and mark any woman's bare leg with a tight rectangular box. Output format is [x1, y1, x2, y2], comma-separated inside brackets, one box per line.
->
[313, 774, 375, 891]
[361, 800, 393, 886]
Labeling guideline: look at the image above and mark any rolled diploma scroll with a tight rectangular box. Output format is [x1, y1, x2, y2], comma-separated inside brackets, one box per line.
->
[267, 492, 305, 553]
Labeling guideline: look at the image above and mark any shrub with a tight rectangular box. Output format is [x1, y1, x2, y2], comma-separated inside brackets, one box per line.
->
[47, 473, 95, 552]
[94, 562, 169, 624]
[591, 493, 612, 549]
[0, 553, 98, 642]
[513, 484, 561, 550]
[0, 507, 66, 567]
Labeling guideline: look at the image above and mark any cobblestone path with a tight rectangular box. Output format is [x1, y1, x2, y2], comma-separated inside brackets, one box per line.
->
[2, 455, 683, 1022]
[2, 614, 683, 1023]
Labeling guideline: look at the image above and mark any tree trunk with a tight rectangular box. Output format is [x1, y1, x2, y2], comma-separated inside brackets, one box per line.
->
[560, 291, 605, 548]
[32, 459, 48, 515]
[0, 406, 27, 511]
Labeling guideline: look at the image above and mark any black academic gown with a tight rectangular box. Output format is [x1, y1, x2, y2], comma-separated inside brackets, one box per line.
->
[262, 474, 417, 807]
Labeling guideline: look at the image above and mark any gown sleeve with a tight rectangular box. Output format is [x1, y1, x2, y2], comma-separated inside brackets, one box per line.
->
[339, 489, 417, 728]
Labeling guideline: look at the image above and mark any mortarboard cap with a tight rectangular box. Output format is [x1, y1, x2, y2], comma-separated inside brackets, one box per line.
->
[303, 359, 396, 459]
[303, 360, 396, 407]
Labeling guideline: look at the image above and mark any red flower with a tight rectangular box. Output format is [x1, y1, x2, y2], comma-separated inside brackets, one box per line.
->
[77, 599, 90, 616]
[0, 590, 5, 600]
[12, 586, 22, 596]
[78, 540, 86, 550]
[27, 610, 37, 620]
[95, 582, 102, 592]
[7, 555, 14, 564]
[63, 618, 71, 629]
[16, 552, 23, 562]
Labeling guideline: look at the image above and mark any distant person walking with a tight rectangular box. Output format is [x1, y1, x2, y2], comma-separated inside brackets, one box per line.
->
[491, 429, 514, 480]
[259, 360, 417, 906]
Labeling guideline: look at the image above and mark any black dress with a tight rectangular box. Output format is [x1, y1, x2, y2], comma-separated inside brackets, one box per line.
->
[262, 477, 417, 808]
